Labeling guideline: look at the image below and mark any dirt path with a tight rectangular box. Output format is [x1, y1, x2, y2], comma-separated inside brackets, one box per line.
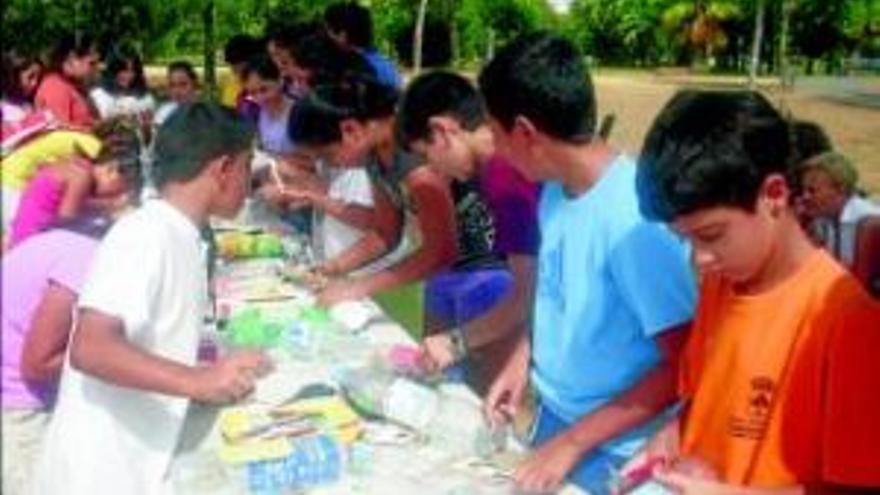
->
[593, 73, 880, 195]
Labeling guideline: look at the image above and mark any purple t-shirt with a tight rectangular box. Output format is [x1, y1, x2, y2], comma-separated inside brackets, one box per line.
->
[480, 155, 540, 256]
[1, 229, 99, 409]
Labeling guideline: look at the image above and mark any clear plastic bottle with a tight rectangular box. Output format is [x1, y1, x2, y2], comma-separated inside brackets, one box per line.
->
[340, 368, 496, 457]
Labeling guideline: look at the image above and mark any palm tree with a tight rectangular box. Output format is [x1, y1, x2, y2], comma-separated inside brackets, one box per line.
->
[662, 0, 743, 64]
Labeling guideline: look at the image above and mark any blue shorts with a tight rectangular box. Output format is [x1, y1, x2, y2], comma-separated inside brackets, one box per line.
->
[530, 405, 628, 495]
[425, 268, 513, 385]
[425, 268, 513, 326]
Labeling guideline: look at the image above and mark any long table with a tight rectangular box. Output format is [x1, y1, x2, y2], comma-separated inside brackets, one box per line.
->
[170, 253, 585, 495]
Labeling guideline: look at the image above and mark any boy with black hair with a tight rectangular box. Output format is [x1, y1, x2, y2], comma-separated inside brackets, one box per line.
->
[396, 70, 540, 389]
[478, 32, 696, 493]
[324, 1, 401, 88]
[35, 103, 271, 494]
[628, 90, 880, 494]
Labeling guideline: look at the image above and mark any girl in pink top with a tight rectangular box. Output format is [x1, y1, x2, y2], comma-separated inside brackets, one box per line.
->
[34, 33, 100, 129]
[9, 123, 141, 247]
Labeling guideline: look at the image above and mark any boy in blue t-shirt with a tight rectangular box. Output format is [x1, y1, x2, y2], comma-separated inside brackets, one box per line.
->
[479, 32, 697, 494]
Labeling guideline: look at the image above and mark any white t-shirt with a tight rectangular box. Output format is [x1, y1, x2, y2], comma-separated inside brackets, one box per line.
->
[35, 200, 210, 495]
[152, 101, 178, 128]
[316, 166, 375, 262]
[816, 195, 880, 266]
[90, 86, 156, 120]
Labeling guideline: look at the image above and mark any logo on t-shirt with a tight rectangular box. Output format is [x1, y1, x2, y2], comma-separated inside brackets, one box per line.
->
[729, 376, 775, 440]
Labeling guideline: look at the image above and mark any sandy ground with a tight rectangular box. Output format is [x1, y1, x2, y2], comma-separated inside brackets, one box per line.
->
[592, 72, 880, 195]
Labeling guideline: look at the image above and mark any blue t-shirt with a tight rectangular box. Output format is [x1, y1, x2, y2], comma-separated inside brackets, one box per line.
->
[363, 49, 402, 89]
[532, 155, 696, 456]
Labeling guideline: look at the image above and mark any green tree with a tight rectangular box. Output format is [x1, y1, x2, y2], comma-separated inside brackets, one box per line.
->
[661, 0, 744, 65]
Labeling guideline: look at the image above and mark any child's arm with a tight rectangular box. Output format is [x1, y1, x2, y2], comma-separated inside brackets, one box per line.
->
[56, 163, 92, 218]
[318, 231, 390, 276]
[317, 167, 458, 305]
[287, 189, 378, 231]
[20, 282, 78, 383]
[421, 254, 536, 371]
[514, 324, 690, 493]
[70, 309, 271, 404]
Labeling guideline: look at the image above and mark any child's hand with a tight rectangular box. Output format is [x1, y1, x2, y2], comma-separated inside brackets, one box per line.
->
[191, 351, 272, 404]
[316, 281, 364, 307]
[619, 417, 681, 485]
[258, 183, 286, 209]
[420, 333, 458, 373]
[483, 339, 529, 427]
[280, 188, 317, 208]
[653, 458, 722, 494]
[514, 432, 583, 493]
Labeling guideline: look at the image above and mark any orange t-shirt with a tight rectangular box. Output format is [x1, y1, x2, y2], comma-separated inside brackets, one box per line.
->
[680, 249, 880, 488]
[34, 73, 96, 130]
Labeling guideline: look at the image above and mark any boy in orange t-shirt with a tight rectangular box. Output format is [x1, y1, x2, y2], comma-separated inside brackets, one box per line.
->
[624, 90, 880, 494]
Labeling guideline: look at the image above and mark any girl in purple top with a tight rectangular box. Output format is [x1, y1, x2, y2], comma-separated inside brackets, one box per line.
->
[243, 54, 297, 156]
[1, 216, 111, 495]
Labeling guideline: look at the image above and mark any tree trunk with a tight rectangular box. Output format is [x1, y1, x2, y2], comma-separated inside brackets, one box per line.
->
[413, 0, 429, 74]
[203, 0, 217, 100]
[486, 27, 495, 62]
[778, 0, 793, 88]
[748, 0, 766, 89]
[451, 11, 460, 66]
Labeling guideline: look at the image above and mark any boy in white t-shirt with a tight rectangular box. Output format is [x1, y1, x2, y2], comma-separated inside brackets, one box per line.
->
[35, 103, 271, 495]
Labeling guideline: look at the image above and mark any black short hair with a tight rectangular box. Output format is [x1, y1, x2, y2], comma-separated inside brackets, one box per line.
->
[478, 31, 595, 143]
[637, 90, 793, 222]
[224, 34, 261, 65]
[396, 71, 485, 148]
[1, 48, 41, 102]
[791, 120, 832, 164]
[293, 32, 376, 86]
[289, 76, 398, 147]
[324, 2, 374, 49]
[101, 44, 148, 96]
[243, 53, 280, 81]
[49, 32, 97, 72]
[153, 102, 255, 187]
[266, 21, 320, 52]
[167, 60, 199, 84]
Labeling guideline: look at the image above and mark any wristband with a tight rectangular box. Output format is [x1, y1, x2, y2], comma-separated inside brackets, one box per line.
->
[448, 327, 469, 363]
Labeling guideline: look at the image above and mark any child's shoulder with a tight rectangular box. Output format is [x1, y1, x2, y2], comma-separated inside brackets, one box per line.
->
[703, 249, 873, 318]
[103, 203, 170, 242]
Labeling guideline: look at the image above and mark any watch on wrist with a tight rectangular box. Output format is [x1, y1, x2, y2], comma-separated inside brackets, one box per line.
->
[448, 327, 469, 363]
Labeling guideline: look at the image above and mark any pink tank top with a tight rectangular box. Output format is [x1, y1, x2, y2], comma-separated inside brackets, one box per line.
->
[9, 162, 88, 247]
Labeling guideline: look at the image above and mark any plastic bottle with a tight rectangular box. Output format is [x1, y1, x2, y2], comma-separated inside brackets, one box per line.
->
[339, 368, 496, 457]
[246, 434, 346, 495]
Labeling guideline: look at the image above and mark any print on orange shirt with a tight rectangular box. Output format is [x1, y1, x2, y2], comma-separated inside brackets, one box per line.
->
[730, 376, 775, 441]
